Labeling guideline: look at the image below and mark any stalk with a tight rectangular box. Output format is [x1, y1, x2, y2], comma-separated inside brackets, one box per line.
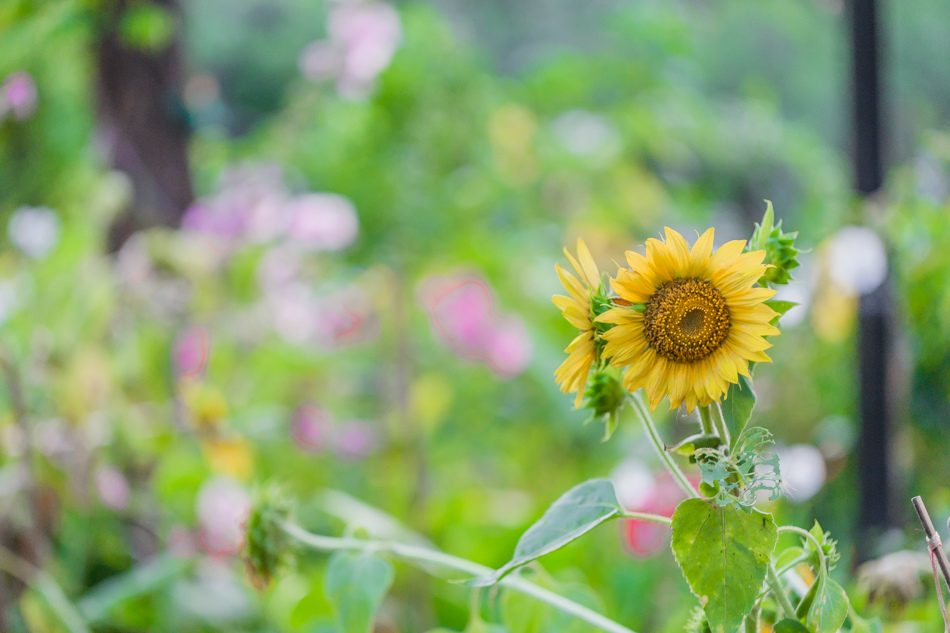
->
[281, 523, 638, 633]
[627, 392, 697, 499]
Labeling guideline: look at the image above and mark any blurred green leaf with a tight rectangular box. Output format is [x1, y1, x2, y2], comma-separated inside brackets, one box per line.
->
[324, 552, 394, 633]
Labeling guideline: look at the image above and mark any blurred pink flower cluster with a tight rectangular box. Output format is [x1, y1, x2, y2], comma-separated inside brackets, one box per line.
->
[612, 458, 699, 557]
[299, 0, 402, 99]
[0, 72, 38, 121]
[291, 404, 378, 460]
[182, 163, 358, 252]
[418, 274, 532, 378]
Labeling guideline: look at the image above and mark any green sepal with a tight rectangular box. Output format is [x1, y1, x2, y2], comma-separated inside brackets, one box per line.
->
[802, 522, 841, 572]
[765, 300, 799, 326]
[580, 371, 625, 441]
[749, 201, 803, 287]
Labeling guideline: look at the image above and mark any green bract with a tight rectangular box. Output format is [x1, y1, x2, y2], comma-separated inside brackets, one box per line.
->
[750, 200, 803, 287]
[244, 484, 295, 588]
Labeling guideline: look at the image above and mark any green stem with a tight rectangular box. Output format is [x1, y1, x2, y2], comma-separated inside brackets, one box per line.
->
[0, 546, 91, 633]
[281, 523, 638, 633]
[778, 526, 827, 577]
[619, 512, 673, 526]
[775, 554, 810, 578]
[744, 604, 760, 633]
[704, 403, 730, 448]
[627, 392, 697, 499]
[766, 563, 797, 619]
[698, 406, 715, 436]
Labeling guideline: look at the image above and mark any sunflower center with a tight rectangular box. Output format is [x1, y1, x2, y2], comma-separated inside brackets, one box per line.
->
[643, 278, 730, 363]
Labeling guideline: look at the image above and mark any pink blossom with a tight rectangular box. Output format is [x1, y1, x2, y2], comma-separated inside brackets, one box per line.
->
[618, 470, 699, 557]
[95, 465, 131, 511]
[334, 420, 378, 459]
[299, 1, 401, 98]
[167, 525, 198, 558]
[1, 72, 38, 120]
[173, 326, 209, 379]
[196, 477, 250, 557]
[418, 274, 531, 377]
[292, 404, 331, 453]
[314, 285, 379, 348]
[267, 282, 319, 344]
[257, 246, 302, 291]
[484, 318, 532, 378]
[285, 193, 359, 251]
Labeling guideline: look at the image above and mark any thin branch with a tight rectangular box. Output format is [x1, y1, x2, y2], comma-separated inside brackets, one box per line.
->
[778, 526, 826, 577]
[618, 512, 673, 526]
[281, 523, 638, 633]
[0, 546, 91, 633]
[766, 563, 797, 619]
[627, 392, 697, 499]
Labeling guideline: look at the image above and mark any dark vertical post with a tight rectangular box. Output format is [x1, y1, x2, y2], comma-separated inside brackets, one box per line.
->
[850, 0, 892, 554]
[96, 0, 194, 249]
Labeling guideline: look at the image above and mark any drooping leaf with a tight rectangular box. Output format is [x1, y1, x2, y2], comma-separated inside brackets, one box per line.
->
[796, 574, 849, 633]
[324, 552, 394, 633]
[773, 618, 811, 633]
[470, 479, 622, 586]
[847, 612, 882, 633]
[722, 374, 756, 448]
[670, 499, 778, 633]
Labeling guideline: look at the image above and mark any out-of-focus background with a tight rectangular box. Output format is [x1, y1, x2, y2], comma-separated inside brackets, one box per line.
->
[2, 0, 950, 630]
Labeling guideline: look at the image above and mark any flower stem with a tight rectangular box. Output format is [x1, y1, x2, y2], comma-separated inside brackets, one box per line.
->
[703, 402, 731, 447]
[0, 545, 91, 633]
[766, 562, 797, 619]
[778, 526, 827, 577]
[619, 511, 673, 526]
[627, 392, 697, 499]
[281, 523, 638, 633]
[698, 406, 715, 435]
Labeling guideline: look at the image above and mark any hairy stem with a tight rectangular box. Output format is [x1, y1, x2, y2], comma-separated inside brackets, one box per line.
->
[778, 526, 827, 576]
[281, 523, 638, 633]
[628, 392, 697, 499]
[704, 402, 731, 447]
[619, 511, 673, 526]
[766, 563, 797, 619]
[0, 546, 91, 633]
[697, 406, 715, 436]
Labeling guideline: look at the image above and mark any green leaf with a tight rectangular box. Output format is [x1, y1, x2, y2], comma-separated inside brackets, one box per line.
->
[470, 479, 622, 587]
[765, 300, 799, 326]
[667, 433, 722, 457]
[695, 427, 782, 507]
[796, 574, 849, 633]
[774, 547, 804, 570]
[773, 618, 811, 633]
[670, 499, 778, 633]
[324, 552, 394, 633]
[848, 612, 882, 633]
[722, 374, 756, 450]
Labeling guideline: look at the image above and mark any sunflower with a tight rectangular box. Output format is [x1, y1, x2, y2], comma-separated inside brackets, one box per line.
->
[553, 238, 602, 407]
[597, 227, 779, 412]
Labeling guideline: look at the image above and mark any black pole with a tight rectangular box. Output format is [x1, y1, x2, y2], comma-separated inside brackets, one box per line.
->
[850, 0, 892, 555]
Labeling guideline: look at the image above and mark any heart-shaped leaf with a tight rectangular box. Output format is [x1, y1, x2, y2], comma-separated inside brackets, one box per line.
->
[796, 573, 849, 633]
[470, 479, 623, 586]
[671, 499, 778, 633]
[324, 552, 394, 633]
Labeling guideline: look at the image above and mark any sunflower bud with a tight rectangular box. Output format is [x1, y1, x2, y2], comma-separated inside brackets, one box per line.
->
[244, 484, 294, 589]
[581, 371, 626, 441]
[750, 200, 802, 286]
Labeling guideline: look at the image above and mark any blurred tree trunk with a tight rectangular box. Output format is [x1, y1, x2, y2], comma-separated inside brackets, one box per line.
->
[95, 0, 194, 250]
